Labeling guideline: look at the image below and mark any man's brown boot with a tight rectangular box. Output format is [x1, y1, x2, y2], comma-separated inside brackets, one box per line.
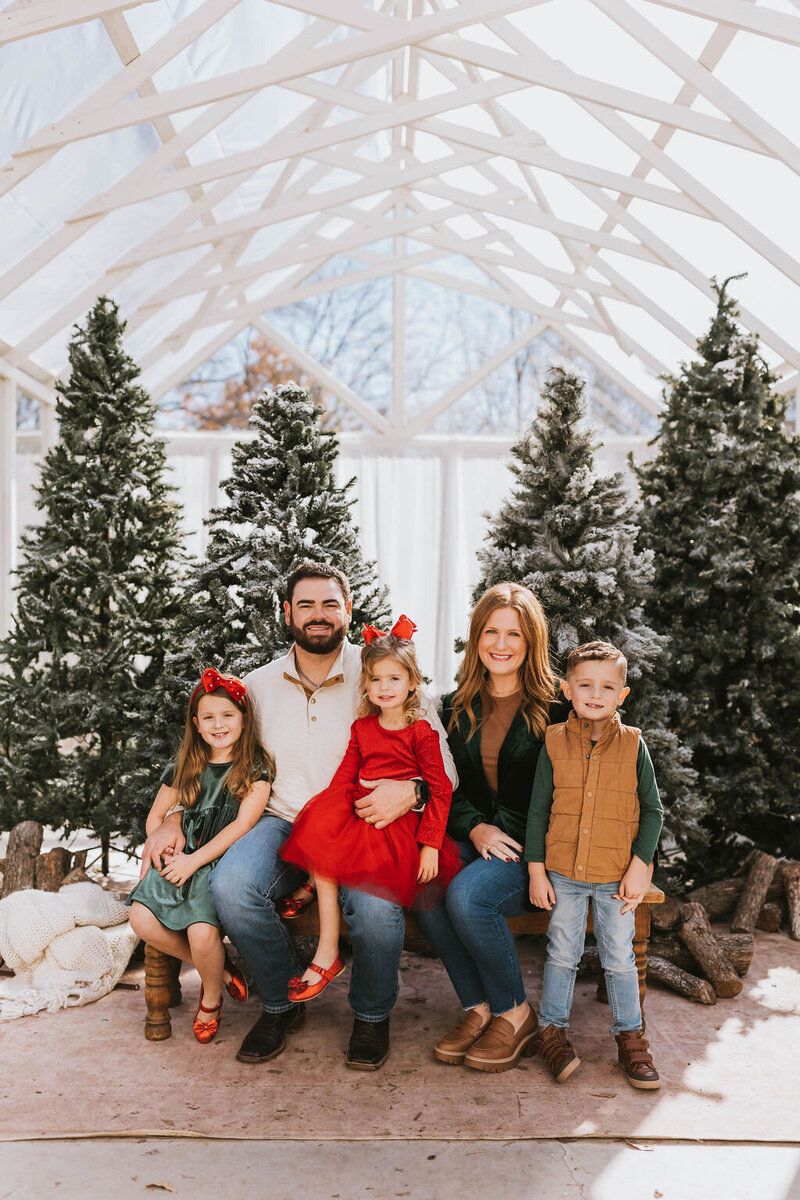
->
[434, 1009, 490, 1065]
[615, 1030, 660, 1090]
[537, 1023, 580, 1083]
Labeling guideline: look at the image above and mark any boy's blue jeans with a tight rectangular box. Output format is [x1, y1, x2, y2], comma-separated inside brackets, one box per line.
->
[539, 870, 642, 1036]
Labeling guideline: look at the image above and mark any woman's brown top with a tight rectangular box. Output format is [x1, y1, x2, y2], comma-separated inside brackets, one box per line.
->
[480, 691, 521, 794]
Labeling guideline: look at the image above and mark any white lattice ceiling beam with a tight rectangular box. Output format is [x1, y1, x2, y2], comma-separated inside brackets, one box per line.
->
[0, 0, 158, 45]
[643, 0, 800, 46]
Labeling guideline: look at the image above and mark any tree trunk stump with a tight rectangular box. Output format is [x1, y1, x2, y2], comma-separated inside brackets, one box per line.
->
[731, 851, 779, 934]
[783, 862, 800, 941]
[35, 847, 72, 892]
[679, 902, 742, 997]
[649, 931, 753, 977]
[2, 821, 44, 897]
[647, 954, 717, 1004]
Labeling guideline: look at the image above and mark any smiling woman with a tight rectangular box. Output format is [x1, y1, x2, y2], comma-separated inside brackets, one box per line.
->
[415, 581, 570, 1073]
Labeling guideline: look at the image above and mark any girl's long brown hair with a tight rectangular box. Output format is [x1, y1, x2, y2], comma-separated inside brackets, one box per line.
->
[171, 684, 274, 809]
[449, 582, 556, 739]
[356, 636, 424, 726]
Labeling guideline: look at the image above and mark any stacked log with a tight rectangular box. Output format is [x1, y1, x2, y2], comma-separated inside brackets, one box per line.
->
[731, 851, 779, 934]
[679, 903, 742, 997]
[783, 863, 800, 941]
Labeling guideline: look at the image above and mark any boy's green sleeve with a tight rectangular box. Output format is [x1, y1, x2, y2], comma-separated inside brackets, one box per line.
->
[631, 737, 663, 865]
[523, 747, 554, 863]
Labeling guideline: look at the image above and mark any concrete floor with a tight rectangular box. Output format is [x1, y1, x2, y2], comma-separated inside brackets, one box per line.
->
[3, 1138, 800, 1200]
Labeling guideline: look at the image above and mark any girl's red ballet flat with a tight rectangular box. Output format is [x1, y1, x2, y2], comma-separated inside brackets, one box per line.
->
[287, 956, 346, 1003]
[278, 882, 317, 920]
[193, 987, 223, 1043]
[224, 957, 249, 1004]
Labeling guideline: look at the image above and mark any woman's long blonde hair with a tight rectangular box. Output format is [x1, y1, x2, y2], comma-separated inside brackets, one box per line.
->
[356, 636, 424, 726]
[449, 582, 556, 739]
[172, 684, 274, 809]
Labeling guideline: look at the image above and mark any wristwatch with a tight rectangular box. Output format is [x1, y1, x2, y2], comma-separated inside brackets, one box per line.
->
[412, 780, 430, 811]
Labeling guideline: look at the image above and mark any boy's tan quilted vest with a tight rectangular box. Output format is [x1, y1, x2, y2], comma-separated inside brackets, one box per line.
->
[544, 710, 640, 884]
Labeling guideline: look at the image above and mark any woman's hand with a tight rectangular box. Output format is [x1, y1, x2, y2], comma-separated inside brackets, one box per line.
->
[417, 845, 439, 884]
[159, 852, 197, 887]
[469, 822, 522, 863]
[528, 862, 555, 910]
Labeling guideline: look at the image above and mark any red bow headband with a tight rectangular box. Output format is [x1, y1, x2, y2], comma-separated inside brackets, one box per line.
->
[362, 614, 417, 644]
[190, 668, 247, 708]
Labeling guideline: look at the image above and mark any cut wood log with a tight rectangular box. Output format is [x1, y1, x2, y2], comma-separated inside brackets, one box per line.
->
[649, 931, 754, 977]
[679, 902, 743, 997]
[647, 955, 717, 1004]
[732, 850, 779, 934]
[687, 867, 784, 920]
[61, 866, 91, 887]
[2, 821, 43, 897]
[756, 901, 785, 933]
[783, 862, 800, 941]
[650, 895, 684, 931]
[70, 849, 88, 871]
[35, 847, 72, 892]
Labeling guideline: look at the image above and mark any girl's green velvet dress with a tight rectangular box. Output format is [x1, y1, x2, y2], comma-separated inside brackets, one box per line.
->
[129, 761, 245, 930]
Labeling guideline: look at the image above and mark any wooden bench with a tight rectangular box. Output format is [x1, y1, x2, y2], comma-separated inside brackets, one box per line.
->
[142, 885, 664, 1040]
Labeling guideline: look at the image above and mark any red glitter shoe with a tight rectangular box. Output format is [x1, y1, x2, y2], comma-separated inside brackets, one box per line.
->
[193, 987, 223, 1043]
[278, 882, 316, 920]
[287, 957, 346, 1003]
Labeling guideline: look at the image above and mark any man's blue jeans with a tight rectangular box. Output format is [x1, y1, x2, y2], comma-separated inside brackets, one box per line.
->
[414, 841, 529, 1015]
[539, 870, 642, 1036]
[208, 813, 405, 1020]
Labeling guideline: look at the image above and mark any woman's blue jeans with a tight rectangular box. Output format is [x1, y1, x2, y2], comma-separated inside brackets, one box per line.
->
[414, 840, 529, 1015]
[539, 870, 642, 1036]
[209, 813, 404, 1021]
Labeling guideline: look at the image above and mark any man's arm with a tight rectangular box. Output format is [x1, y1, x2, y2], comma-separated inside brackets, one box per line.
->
[139, 809, 185, 878]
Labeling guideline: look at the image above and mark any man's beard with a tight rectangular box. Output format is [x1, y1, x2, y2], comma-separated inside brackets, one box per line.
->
[289, 618, 347, 656]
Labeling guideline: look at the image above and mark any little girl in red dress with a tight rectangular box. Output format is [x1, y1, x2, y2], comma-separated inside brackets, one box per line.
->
[280, 618, 461, 1002]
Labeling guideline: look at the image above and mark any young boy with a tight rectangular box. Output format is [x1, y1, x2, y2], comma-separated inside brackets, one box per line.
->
[525, 641, 663, 1089]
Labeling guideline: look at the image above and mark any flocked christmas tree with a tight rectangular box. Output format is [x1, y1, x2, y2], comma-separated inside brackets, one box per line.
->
[129, 381, 390, 837]
[635, 279, 800, 880]
[475, 365, 700, 869]
[0, 297, 186, 869]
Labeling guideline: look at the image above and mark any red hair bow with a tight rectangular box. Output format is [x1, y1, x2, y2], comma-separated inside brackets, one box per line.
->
[191, 667, 247, 708]
[362, 614, 418, 644]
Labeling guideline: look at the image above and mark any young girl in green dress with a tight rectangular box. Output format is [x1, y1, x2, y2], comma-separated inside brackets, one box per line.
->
[129, 669, 273, 1043]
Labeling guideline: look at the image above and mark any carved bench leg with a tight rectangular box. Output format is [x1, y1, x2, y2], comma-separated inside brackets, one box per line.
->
[633, 903, 650, 1017]
[144, 944, 182, 1041]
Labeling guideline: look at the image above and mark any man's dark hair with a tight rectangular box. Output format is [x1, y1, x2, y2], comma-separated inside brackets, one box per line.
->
[285, 560, 351, 606]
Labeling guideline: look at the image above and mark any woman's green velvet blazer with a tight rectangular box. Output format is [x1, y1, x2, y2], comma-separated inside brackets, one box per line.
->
[440, 691, 570, 845]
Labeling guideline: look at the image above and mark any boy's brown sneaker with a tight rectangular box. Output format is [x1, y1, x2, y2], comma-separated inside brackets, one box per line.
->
[615, 1030, 661, 1089]
[537, 1023, 580, 1083]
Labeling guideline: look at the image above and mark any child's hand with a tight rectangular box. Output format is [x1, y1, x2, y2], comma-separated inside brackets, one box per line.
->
[417, 845, 439, 884]
[159, 853, 197, 887]
[613, 856, 650, 915]
[528, 863, 555, 910]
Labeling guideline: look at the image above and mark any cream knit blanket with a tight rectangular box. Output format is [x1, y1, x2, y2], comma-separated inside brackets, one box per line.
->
[0, 882, 139, 1020]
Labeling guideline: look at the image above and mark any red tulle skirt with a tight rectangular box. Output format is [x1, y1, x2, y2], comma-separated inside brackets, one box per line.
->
[281, 783, 461, 910]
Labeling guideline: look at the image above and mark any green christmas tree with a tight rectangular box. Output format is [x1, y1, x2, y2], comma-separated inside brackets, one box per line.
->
[475, 365, 700, 870]
[130, 381, 390, 835]
[0, 297, 186, 869]
[635, 280, 800, 880]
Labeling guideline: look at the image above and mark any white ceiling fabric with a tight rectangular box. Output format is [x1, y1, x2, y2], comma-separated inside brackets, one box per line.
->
[2, 0, 800, 430]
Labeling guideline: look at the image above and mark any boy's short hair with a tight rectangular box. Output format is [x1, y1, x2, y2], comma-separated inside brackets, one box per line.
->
[285, 560, 351, 605]
[565, 641, 627, 684]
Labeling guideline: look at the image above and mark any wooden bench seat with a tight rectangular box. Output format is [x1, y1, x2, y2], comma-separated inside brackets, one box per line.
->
[142, 885, 664, 1040]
